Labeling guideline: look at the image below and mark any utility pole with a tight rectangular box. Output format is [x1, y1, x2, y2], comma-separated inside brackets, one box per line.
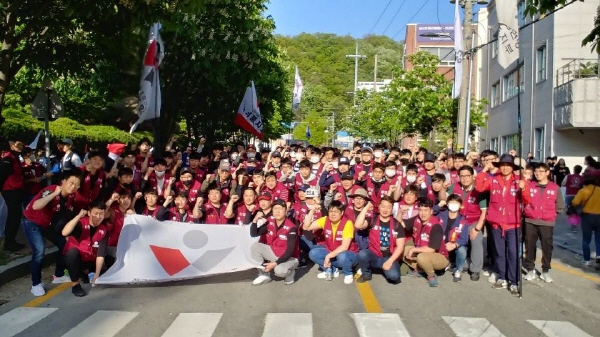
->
[346, 42, 367, 106]
[456, 0, 473, 153]
[331, 111, 336, 147]
[374, 54, 378, 92]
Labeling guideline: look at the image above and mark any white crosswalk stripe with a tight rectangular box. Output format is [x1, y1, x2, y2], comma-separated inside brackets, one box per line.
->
[161, 313, 223, 337]
[352, 313, 410, 337]
[0, 307, 595, 337]
[528, 320, 593, 337]
[442, 317, 506, 337]
[1, 307, 58, 337]
[61, 310, 139, 337]
[261, 313, 313, 337]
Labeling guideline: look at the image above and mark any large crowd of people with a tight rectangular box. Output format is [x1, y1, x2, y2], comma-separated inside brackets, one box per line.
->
[1, 136, 599, 298]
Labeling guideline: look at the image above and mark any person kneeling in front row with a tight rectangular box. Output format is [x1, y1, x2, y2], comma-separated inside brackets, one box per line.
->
[354, 196, 405, 284]
[250, 199, 298, 285]
[62, 201, 109, 297]
[401, 197, 449, 287]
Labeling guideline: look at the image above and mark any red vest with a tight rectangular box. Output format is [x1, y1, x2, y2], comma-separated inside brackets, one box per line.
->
[142, 206, 160, 218]
[22, 162, 44, 195]
[264, 218, 299, 258]
[175, 180, 201, 205]
[24, 186, 75, 228]
[63, 217, 108, 262]
[107, 206, 125, 247]
[1, 151, 24, 190]
[343, 206, 373, 222]
[203, 202, 228, 224]
[148, 172, 170, 196]
[124, 164, 143, 189]
[267, 182, 289, 202]
[235, 204, 256, 225]
[75, 167, 105, 210]
[453, 183, 483, 224]
[168, 207, 195, 223]
[135, 154, 154, 168]
[412, 216, 448, 258]
[523, 182, 559, 222]
[486, 174, 522, 229]
[353, 163, 371, 181]
[217, 179, 232, 204]
[336, 185, 361, 207]
[367, 216, 402, 258]
[565, 174, 583, 196]
[366, 178, 394, 206]
[323, 217, 358, 253]
[449, 170, 459, 185]
[294, 174, 318, 202]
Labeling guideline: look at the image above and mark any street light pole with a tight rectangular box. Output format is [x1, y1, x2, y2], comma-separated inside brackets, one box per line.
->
[456, 0, 474, 153]
[464, 31, 476, 151]
[346, 42, 367, 106]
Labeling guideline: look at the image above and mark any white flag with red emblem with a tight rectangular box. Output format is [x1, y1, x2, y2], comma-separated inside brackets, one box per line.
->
[96, 215, 261, 285]
[130, 23, 164, 134]
[234, 81, 264, 140]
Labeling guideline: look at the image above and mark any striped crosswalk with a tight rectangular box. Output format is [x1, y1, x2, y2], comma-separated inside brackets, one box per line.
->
[0, 307, 594, 337]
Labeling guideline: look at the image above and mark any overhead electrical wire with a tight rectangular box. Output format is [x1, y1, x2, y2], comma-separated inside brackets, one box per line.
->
[368, 0, 394, 35]
[381, 0, 408, 35]
[392, 0, 432, 39]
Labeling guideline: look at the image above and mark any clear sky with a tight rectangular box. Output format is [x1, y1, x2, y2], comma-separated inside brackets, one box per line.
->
[265, 0, 477, 41]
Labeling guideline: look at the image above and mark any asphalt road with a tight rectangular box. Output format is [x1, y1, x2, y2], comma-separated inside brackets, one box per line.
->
[0, 215, 599, 337]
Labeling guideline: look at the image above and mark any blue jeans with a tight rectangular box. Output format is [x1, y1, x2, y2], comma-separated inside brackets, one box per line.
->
[308, 247, 357, 276]
[357, 249, 401, 284]
[452, 245, 468, 273]
[22, 219, 66, 286]
[299, 234, 320, 253]
[581, 214, 600, 261]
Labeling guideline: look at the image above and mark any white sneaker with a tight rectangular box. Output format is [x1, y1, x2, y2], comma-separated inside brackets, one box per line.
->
[252, 273, 272, 286]
[31, 284, 45, 297]
[333, 269, 340, 278]
[581, 260, 592, 267]
[482, 270, 491, 277]
[540, 272, 553, 283]
[52, 275, 71, 284]
[356, 268, 362, 276]
[284, 269, 295, 285]
[317, 271, 328, 279]
[487, 272, 498, 283]
[344, 275, 354, 285]
[524, 270, 537, 281]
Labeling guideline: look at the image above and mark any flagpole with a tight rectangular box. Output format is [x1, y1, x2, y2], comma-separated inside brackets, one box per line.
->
[153, 68, 161, 153]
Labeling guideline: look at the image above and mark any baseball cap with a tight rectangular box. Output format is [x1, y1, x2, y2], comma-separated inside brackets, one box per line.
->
[272, 199, 287, 208]
[298, 184, 310, 192]
[340, 172, 354, 180]
[59, 138, 73, 146]
[305, 188, 320, 199]
[271, 151, 282, 158]
[361, 146, 373, 154]
[424, 153, 436, 163]
[180, 167, 194, 176]
[338, 157, 350, 165]
[219, 160, 231, 171]
[257, 191, 273, 202]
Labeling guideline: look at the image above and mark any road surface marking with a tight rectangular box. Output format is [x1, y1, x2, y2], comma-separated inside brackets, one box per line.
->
[1, 307, 57, 337]
[355, 275, 383, 313]
[261, 313, 312, 337]
[61, 310, 139, 337]
[528, 320, 593, 337]
[551, 260, 600, 283]
[22, 283, 71, 308]
[161, 313, 223, 337]
[351, 313, 410, 337]
[442, 317, 506, 337]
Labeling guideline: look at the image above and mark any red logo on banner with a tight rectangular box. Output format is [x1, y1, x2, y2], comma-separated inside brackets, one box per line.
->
[149, 245, 191, 276]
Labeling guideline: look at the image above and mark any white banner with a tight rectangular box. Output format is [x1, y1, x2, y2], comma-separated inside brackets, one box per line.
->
[234, 81, 264, 140]
[497, 0, 519, 69]
[452, 0, 464, 99]
[292, 66, 303, 111]
[96, 215, 260, 285]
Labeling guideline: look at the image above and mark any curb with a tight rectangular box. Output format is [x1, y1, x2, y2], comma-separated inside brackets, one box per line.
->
[0, 247, 58, 287]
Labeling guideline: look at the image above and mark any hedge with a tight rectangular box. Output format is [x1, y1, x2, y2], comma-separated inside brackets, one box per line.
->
[1, 106, 152, 148]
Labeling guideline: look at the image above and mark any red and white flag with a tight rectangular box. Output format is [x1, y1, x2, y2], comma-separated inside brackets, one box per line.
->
[130, 23, 164, 134]
[234, 81, 264, 140]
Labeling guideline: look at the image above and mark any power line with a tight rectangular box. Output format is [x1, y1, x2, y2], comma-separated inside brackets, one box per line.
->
[381, 0, 407, 35]
[392, 0, 432, 39]
[436, 0, 454, 41]
[368, 0, 394, 35]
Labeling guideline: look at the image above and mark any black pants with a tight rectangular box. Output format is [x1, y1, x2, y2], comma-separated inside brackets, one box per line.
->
[3, 189, 24, 245]
[64, 248, 95, 282]
[523, 222, 554, 272]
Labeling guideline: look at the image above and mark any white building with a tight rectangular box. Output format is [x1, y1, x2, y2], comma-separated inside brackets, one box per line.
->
[478, 0, 600, 169]
[356, 79, 392, 92]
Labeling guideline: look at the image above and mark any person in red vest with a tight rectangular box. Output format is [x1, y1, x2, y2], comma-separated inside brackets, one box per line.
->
[21, 146, 46, 207]
[137, 189, 165, 219]
[142, 160, 170, 200]
[157, 192, 201, 223]
[74, 151, 107, 211]
[263, 171, 290, 207]
[250, 199, 298, 285]
[523, 163, 565, 283]
[201, 160, 235, 204]
[22, 169, 82, 296]
[135, 137, 154, 171]
[61, 201, 109, 297]
[198, 182, 228, 224]
[353, 147, 374, 183]
[0, 140, 26, 251]
[354, 196, 405, 284]
[120, 150, 143, 189]
[105, 189, 136, 265]
[303, 200, 358, 285]
[166, 167, 201, 205]
[562, 165, 584, 232]
[401, 197, 448, 287]
[476, 154, 529, 296]
[224, 187, 257, 225]
[324, 171, 360, 208]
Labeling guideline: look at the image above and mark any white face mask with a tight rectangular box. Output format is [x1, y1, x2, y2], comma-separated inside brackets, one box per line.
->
[406, 175, 416, 183]
[374, 151, 383, 158]
[310, 156, 320, 164]
[155, 170, 165, 177]
[385, 169, 396, 178]
[290, 152, 297, 159]
[448, 203, 460, 212]
[332, 162, 339, 169]
[231, 153, 239, 160]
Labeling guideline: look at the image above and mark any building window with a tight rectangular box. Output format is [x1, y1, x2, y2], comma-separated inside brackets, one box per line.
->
[537, 45, 547, 82]
[502, 67, 524, 101]
[491, 82, 500, 107]
[501, 134, 518, 154]
[534, 127, 545, 160]
[490, 138, 499, 152]
[491, 36, 499, 59]
[419, 46, 455, 66]
[518, 1, 527, 27]
[519, 64, 525, 93]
